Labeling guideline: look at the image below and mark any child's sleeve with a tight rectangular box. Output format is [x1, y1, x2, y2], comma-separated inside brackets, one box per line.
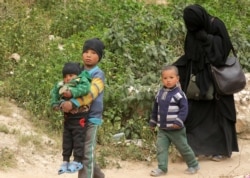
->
[70, 72, 104, 107]
[75, 78, 104, 106]
[69, 71, 91, 98]
[177, 93, 188, 122]
[149, 93, 159, 127]
[50, 81, 63, 107]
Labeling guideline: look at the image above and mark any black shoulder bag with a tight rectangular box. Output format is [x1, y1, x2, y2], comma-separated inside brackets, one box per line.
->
[210, 47, 246, 95]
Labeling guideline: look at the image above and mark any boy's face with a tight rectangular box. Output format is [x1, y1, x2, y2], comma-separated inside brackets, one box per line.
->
[63, 74, 78, 83]
[82, 49, 99, 69]
[161, 69, 179, 88]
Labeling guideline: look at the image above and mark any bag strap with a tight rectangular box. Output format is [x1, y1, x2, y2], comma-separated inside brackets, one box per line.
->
[190, 60, 192, 75]
[210, 17, 237, 58]
[231, 45, 237, 58]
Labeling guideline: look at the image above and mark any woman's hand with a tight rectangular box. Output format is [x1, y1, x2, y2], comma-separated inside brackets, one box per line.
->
[195, 30, 208, 42]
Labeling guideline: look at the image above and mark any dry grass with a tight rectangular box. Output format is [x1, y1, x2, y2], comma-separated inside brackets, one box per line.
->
[0, 123, 9, 134]
[0, 98, 15, 117]
[0, 97, 61, 171]
[0, 147, 17, 171]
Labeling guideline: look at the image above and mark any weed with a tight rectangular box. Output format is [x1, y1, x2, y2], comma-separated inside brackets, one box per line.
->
[0, 124, 9, 134]
[0, 147, 17, 170]
[18, 134, 42, 151]
[0, 98, 14, 117]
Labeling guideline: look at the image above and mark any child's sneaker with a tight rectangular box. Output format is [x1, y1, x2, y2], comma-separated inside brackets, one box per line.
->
[150, 168, 166, 177]
[184, 165, 200, 174]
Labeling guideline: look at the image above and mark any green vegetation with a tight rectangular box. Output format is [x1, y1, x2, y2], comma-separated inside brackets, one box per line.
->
[0, 0, 249, 163]
[18, 134, 42, 149]
[0, 147, 17, 170]
[0, 124, 9, 134]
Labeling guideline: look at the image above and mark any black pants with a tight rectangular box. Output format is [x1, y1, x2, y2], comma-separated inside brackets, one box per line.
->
[62, 115, 87, 162]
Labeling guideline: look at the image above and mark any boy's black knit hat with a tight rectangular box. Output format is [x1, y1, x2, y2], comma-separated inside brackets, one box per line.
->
[62, 62, 81, 77]
[82, 38, 105, 61]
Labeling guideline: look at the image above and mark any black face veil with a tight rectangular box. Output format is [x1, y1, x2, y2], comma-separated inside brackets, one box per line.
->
[183, 4, 211, 33]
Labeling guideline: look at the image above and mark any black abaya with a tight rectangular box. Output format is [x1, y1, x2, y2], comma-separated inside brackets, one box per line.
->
[174, 4, 239, 157]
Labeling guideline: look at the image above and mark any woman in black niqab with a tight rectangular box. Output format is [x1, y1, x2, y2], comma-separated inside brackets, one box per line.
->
[173, 4, 239, 160]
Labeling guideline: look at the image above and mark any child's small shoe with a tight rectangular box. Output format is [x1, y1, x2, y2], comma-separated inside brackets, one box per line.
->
[67, 161, 83, 173]
[184, 165, 200, 174]
[58, 161, 69, 175]
[150, 168, 166, 177]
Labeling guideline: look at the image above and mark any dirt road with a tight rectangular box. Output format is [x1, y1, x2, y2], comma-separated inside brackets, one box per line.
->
[1, 139, 250, 178]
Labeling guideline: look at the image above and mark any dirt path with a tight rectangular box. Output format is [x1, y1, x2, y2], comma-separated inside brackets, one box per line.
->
[1, 138, 250, 178]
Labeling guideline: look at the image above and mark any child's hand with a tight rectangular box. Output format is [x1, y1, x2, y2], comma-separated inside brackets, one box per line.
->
[171, 124, 181, 129]
[60, 101, 73, 113]
[59, 85, 68, 94]
[52, 105, 60, 111]
[62, 90, 72, 98]
[150, 126, 155, 131]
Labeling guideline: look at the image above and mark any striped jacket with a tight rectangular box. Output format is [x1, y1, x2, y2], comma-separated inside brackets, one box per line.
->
[149, 86, 188, 130]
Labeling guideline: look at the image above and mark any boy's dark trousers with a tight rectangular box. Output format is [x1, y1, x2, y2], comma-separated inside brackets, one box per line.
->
[62, 113, 87, 162]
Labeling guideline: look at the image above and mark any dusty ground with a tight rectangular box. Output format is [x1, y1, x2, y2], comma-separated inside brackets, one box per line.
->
[0, 99, 250, 178]
[1, 141, 250, 178]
